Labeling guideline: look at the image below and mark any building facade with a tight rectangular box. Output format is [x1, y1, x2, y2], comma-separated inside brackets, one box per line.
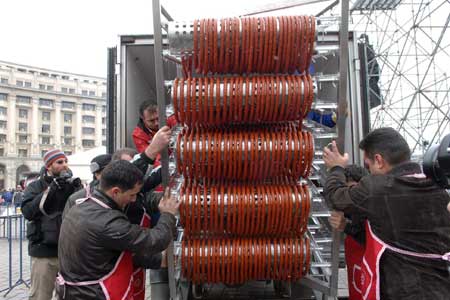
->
[0, 60, 107, 189]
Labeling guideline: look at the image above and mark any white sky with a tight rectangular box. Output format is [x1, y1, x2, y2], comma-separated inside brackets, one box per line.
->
[0, 0, 328, 78]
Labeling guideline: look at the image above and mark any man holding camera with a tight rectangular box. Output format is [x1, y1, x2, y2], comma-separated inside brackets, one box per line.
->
[21, 149, 82, 300]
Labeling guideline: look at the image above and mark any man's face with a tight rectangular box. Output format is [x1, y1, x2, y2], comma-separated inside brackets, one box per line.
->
[142, 109, 159, 131]
[47, 158, 68, 177]
[111, 183, 142, 209]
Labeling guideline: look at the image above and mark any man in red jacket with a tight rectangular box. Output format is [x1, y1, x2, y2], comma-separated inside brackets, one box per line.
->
[132, 101, 177, 156]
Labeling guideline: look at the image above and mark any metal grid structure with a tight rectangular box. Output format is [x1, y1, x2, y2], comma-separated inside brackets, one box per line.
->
[347, 0, 450, 154]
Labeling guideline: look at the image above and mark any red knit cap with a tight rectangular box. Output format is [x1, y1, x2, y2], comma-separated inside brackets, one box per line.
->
[43, 149, 67, 168]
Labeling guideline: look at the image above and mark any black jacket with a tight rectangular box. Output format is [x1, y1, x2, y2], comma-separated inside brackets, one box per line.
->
[58, 189, 176, 299]
[325, 162, 450, 299]
[21, 168, 82, 257]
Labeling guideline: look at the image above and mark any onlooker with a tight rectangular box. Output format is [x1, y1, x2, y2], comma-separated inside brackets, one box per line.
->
[323, 128, 450, 299]
[132, 101, 177, 156]
[57, 160, 178, 300]
[13, 185, 24, 208]
[21, 149, 82, 300]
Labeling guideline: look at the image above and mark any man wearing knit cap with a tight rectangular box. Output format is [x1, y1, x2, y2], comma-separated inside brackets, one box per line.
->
[21, 149, 82, 300]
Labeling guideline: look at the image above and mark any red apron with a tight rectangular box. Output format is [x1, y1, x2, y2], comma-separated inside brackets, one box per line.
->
[344, 236, 365, 300]
[132, 211, 151, 300]
[352, 221, 450, 300]
[57, 197, 134, 300]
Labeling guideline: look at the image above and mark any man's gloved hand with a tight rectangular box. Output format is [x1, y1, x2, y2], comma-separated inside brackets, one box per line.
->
[49, 176, 69, 191]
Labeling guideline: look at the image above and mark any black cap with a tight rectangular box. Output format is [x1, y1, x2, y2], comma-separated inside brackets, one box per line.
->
[90, 154, 112, 173]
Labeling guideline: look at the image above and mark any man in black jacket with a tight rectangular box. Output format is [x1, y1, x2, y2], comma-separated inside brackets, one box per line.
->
[21, 149, 82, 300]
[57, 160, 179, 300]
[323, 127, 450, 299]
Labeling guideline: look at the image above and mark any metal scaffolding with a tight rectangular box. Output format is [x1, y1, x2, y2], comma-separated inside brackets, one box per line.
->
[348, 0, 450, 155]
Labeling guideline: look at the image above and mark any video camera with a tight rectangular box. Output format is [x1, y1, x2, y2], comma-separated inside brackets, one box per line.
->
[423, 134, 450, 189]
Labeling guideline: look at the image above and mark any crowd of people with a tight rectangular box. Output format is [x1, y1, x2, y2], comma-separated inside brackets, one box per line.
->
[0, 184, 25, 208]
[15, 99, 450, 300]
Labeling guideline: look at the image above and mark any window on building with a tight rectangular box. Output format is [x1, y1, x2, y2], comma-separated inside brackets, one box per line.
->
[82, 139, 95, 147]
[18, 149, 28, 157]
[62, 75, 69, 80]
[19, 109, 28, 118]
[42, 111, 51, 121]
[0, 107, 6, 115]
[61, 101, 75, 109]
[0, 93, 7, 101]
[46, 85, 54, 91]
[39, 84, 45, 90]
[63, 137, 72, 145]
[41, 137, 50, 145]
[82, 103, 96, 111]
[0, 120, 6, 129]
[102, 140, 106, 146]
[69, 88, 75, 94]
[89, 91, 95, 96]
[61, 87, 68, 93]
[18, 123, 27, 132]
[82, 115, 95, 123]
[64, 113, 72, 123]
[0, 148, 4, 156]
[41, 150, 48, 157]
[64, 126, 72, 135]
[0, 78, 8, 84]
[64, 151, 72, 156]
[16, 80, 24, 87]
[0, 134, 6, 142]
[102, 117, 106, 124]
[102, 128, 106, 136]
[42, 124, 50, 133]
[39, 98, 54, 107]
[82, 90, 88, 96]
[16, 95, 31, 104]
[82, 127, 95, 135]
[51, 74, 58, 79]
[18, 135, 28, 143]
[102, 105, 106, 112]
[25, 81, 32, 88]
[101, 92, 106, 98]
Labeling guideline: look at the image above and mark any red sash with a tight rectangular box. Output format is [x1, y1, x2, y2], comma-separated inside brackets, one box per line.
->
[351, 221, 450, 300]
[132, 212, 152, 300]
[344, 236, 365, 300]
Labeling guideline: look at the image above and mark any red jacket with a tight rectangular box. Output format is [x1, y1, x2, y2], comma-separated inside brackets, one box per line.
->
[132, 115, 177, 164]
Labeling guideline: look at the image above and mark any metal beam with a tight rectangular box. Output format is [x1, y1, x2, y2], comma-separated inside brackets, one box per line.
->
[152, 1, 176, 300]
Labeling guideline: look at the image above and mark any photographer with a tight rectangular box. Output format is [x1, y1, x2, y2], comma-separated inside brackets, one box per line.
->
[21, 149, 82, 300]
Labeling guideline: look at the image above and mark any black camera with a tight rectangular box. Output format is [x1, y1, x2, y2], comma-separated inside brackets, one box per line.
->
[423, 134, 450, 189]
[58, 170, 82, 188]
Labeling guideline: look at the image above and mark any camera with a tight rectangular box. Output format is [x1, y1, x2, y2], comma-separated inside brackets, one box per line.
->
[58, 170, 82, 188]
[423, 133, 450, 189]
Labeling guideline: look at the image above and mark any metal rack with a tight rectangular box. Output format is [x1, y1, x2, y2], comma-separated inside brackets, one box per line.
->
[151, 1, 350, 299]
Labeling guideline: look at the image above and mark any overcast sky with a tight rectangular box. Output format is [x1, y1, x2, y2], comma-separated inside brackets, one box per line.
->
[0, 0, 328, 78]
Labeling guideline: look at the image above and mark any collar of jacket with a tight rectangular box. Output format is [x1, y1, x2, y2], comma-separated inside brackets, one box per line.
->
[387, 161, 422, 177]
[137, 118, 155, 137]
[92, 189, 122, 211]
